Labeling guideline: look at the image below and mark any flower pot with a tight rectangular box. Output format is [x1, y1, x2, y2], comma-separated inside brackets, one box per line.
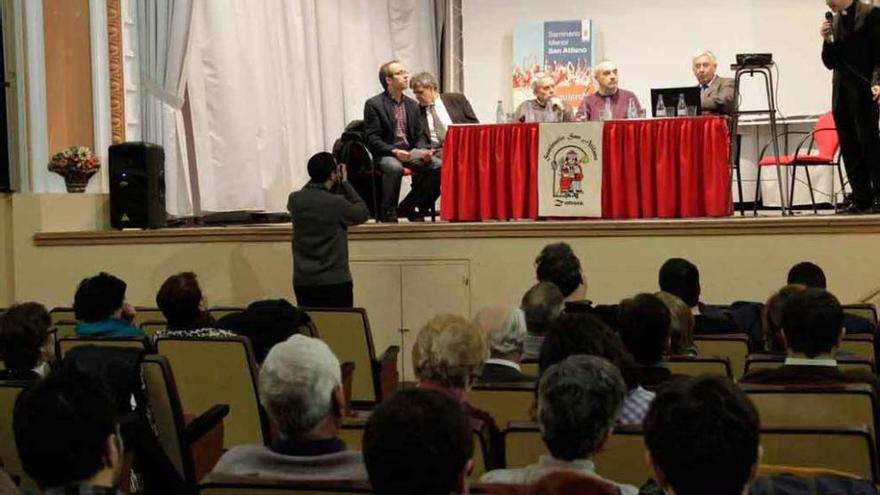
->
[60, 170, 97, 193]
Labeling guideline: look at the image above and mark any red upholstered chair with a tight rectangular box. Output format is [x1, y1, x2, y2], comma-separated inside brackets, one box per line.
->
[754, 112, 846, 214]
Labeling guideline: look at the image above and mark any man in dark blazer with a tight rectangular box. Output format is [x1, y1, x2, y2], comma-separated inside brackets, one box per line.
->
[363, 60, 431, 222]
[740, 287, 880, 393]
[475, 305, 533, 383]
[692, 50, 735, 115]
[821, 0, 880, 214]
[658, 258, 739, 336]
[401, 72, 479, 221]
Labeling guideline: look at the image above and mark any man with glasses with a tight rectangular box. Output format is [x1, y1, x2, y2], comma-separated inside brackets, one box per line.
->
[364, 60, 432, 222]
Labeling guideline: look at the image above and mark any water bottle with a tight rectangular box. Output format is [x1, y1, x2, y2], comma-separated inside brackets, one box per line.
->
[655, 95, 666, 117]
[495, 100, 505, 123]
[677, 93, 687, 117]
[627, 98, 638, 119]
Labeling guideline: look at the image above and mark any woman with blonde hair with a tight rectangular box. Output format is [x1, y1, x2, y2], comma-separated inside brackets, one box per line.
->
[413, 313, 502, 465]
[655, 291, 697, 356]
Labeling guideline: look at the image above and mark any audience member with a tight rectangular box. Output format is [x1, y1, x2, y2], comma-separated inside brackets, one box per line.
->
[515, 73, 575, 123]
[484, 471, 620, 495]
[786, 261, 874, 334]
[618, 293, 680, 389]
[481, 356, 637, 494]
[658, 258, 738, 335]
[740, 288, 880, 392]
[644, 375, 760, 495]
[13, 368, 124, 492]
[520, 282, 565, 359]
[403, 71, 479, 221]
[655, 291, 697, 356]
[289, 152, 369, 307]
[0, 302, 54, 379]
[535, 242, 586, 302]
[575, 60, 642, 121]
[412, 314, 501, 463]
[363, 389, 473, 495]
[363, 60, 431, 222]
[154, 272, 235, 338]
[215, 299, 312, 365]
[692, 50, 735, 115]
[762, 284, 807, 355]
[539, 313, 654, 425]
[475, 305, 531, 382]
[212, 335, 365, 480]
[73, 272, 142, 337]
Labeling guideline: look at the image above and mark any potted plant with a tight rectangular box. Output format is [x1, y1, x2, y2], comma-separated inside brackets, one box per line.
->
[48, 146, 100, 193]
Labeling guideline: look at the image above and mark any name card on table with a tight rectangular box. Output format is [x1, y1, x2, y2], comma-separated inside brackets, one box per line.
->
[538, 122, 603, 217]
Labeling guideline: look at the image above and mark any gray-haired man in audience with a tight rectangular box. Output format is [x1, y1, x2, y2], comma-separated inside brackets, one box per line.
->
[475, 305, 531, 382]
[211, 334, 365, 480]
[480, 355, 638, 494]
[520, 282, 565, 359]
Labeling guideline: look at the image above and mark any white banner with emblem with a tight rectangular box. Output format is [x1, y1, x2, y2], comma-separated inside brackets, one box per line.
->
[538, 123, 604, 217]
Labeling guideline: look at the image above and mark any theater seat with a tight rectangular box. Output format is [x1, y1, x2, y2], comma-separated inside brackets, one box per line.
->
[666, 355, 733, 378]
[759, 425, 877, 482]
[56, 336, 149, 360]
[465, 382, 536, 428]
[0, 380, 37, 492]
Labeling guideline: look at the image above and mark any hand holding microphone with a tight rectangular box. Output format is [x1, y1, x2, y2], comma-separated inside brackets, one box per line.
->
[548, 97, 564, 112]
[822, 12, 834, 43]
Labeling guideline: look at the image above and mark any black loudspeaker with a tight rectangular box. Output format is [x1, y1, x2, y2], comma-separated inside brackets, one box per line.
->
[109, 142, 166, 229]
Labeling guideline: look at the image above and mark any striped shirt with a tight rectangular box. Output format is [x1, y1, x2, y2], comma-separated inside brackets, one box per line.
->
[617, 386, 655, 425]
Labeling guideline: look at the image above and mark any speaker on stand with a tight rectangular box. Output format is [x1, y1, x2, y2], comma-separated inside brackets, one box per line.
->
[109, 142, 167, 229]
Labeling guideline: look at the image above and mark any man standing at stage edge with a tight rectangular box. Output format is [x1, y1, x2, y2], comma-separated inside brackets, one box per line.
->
[289, 152, 369, 308]
[822, 0, 880, 214]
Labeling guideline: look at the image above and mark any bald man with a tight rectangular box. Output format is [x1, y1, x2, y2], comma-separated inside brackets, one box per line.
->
[576, 60, 642, 121]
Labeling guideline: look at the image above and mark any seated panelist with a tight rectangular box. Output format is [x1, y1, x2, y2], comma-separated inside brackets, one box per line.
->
[692, 49, 735, 115]
[575, 60, 642, 121]
[514, 73, 575, 123]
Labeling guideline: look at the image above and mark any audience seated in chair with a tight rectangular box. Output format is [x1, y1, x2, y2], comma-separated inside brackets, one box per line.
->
[762, 284, 808, 355]
[73, 272, 142, 338]
[13, 367, 125, 493]
[211, 334, 366, 480]
[215, 299, 312, 365]
[534, 242, 617, 328]
[658, 258, 738, 335]
[520, 282, 565, 360]
[475, 305, 532, 382]
[0, 303, 54, 380]
[539, 313, 654, 425]
[481, 355, 638, 495]
[643, 375, 760, 495]
[740, 288, 880, 393]
[618, 294, 685, 390]
[655, 291, 697, 356]
[363, 388, 473, 495]
[485, 470, 621, 495]
[787, 261, 875, 334]
[413, 314, 501, 464]
[154, 272, 235, 339]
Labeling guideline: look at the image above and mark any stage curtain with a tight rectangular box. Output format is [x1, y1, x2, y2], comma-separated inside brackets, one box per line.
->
[137, 0, 195, 217]
[184, 0, 438, 214]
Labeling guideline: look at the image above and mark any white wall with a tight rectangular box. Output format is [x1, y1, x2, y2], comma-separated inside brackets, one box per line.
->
[463, 0, 833, 122]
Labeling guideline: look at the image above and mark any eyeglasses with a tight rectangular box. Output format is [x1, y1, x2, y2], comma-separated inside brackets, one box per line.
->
[391, 70, 409, 76]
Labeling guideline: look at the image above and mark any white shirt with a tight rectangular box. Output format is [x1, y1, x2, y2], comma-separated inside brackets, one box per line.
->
[426, 96, 453, 147]
[784, 357, 837, 367]
[485, 358, 522, 372]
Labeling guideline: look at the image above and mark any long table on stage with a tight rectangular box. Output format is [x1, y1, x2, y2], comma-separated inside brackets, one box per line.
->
[440, 116, 732, 221]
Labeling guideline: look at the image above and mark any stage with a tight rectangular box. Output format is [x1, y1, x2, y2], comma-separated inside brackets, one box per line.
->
[5, 192, 880, 379]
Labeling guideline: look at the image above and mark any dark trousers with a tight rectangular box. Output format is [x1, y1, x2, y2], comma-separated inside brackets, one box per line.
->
[295, 281, 354, 308]
[399, 167, 440, 215]
[834, 84, 880, 206]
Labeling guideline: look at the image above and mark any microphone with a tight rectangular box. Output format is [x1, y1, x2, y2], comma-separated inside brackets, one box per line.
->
[825, 12, 834, 43]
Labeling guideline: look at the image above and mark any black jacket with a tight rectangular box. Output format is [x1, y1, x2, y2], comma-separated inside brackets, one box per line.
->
[363, 92, 428, 158]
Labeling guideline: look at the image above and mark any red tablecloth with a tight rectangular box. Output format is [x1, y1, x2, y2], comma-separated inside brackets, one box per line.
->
[440, 117, 731, 220]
